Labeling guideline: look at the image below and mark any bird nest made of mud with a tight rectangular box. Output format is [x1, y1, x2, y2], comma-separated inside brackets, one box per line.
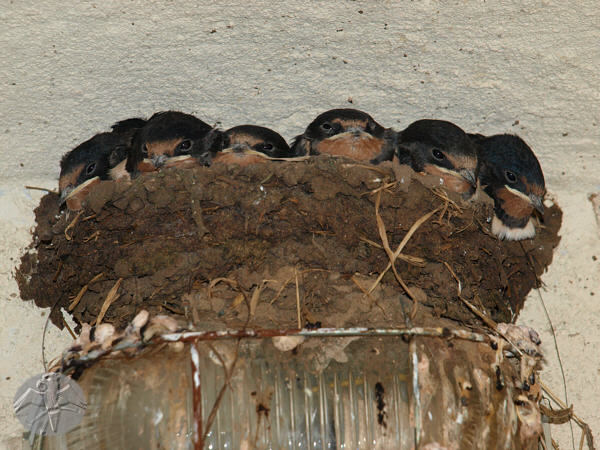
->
[17, 156, 561, 331]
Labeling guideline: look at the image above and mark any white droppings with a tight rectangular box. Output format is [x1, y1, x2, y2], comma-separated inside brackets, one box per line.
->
[190, 344, 200, 368]
[190, 344, 202, 387]
[273, 335, 305, 351]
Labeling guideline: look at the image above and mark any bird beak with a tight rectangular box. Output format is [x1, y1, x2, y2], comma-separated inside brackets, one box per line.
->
[152, 154, 168, 168]
[232, 143, 250, 153]
[222, 143, 253, 154]
[348, 127, 365, 137]
[328, 128, 371, 140]
[459, 168, 477, 187]
[530, 194, 544, 214]
[59, 185, 74, 205]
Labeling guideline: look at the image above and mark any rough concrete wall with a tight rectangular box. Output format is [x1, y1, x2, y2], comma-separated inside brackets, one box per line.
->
[1, 1, 598, 447]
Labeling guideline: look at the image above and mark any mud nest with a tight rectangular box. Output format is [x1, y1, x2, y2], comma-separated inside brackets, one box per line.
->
[16, 157, 561, 331]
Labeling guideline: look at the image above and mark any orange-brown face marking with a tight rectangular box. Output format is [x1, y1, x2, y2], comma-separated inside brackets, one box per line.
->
[137, 159, 159, 173]
[228, 132, 263, 148]
[522, 177, 546, 198]
[446, 153, 477, 173]
[65, 177, 101, 211]
[59, 163, 84, 192]
[422, 164, 473, 194]
[316, 134, 384, 161]
[332, 118, 369, 130]
[295, 138, 311, 156]
[163, 156, 201, 169]
[497, 187, 534, 220]
[109, 159, 130, 181]
[145, 138, 183, 158]
[212, 152, 267, 166]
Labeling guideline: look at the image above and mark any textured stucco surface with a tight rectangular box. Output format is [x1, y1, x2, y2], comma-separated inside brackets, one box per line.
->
[1, 1, 598, 447]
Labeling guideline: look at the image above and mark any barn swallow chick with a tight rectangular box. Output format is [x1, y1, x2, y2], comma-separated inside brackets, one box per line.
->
[126, 111, 214, 175]
[106, 117, 147, 180]
[290, 108, 396, 163]
[59, 131, 134, 206]
[475, 134, 545, 241]
[396, 119, 478, 198]
[212, 125, 295, 165]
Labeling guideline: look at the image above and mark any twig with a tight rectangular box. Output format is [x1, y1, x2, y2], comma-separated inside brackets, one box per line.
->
[61, 316, 76, 339]
[444, 262, 529, 362]
[200, 341, 241, 448]
[456, 294, 529, 361]
[268, 269, 330, 305]
[83, 230, 100, 242]
[519, 241, 574, 449]
[68, 273, 104, 311]
[366, 180, 398, 196]
[64, 210, 84, 241]
[368, 190, 439, 316]
[540, 381, 595, 450]
[340, 162, 392, 177]
[430, 187, 463, 212]
[350, 275, 388, 318]
[457, 292, 498, 330]
[41, 297, 62, 372]
[359, 236, 426, 266]
[25, 185, 58, 194]
[269, 275, 294, 304]
[94, 278, 123, 325]
[449, 210, 476, 236]
[52, 260, 63, 282]
[295, 267, 301, 329]
[442, 261, 462, 296]
[249, 281, 268, 317]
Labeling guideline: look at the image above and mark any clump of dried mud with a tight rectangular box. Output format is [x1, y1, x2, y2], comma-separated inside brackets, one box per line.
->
[16, 157, 561, 330]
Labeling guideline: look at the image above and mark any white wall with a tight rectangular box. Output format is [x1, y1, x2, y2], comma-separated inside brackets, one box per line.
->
[1, 1, 598, 446]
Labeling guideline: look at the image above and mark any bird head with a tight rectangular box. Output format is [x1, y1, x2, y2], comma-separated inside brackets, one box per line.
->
[291, 108, 390, 162]
[398, 119, 478, 198]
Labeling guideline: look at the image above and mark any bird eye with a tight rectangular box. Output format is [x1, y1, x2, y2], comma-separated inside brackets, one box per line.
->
[432, 149, 445, 161]
[321, 123, 332, 131]
[176, 140, 192, 152]
[504, 170, 517, 184]
[86, 162, 96, 174]
[261, 143, 274, 151]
